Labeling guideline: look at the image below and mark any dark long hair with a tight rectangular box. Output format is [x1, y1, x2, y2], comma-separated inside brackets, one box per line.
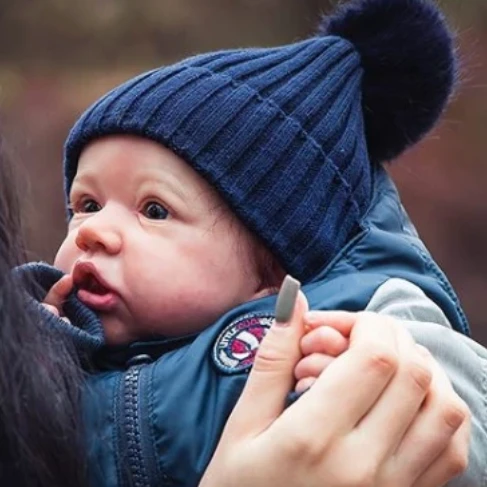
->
[0, 135, 88, 487]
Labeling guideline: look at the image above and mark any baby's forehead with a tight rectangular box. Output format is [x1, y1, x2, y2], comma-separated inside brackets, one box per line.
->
[73, 136, 235, 208]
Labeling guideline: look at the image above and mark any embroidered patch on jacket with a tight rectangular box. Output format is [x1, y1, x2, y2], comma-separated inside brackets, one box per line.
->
[213, 314, 275, 374]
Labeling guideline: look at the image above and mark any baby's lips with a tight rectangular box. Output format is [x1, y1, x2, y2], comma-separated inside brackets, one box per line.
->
[72, 261, 112, 294]
[77, 287, 118, 312]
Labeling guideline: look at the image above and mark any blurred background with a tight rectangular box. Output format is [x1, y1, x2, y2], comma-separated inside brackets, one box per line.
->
[1, 0, 487, 342]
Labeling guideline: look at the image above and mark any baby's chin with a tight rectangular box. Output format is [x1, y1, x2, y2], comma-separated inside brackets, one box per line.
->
[99, 293, 276, 346]
[98, 314, 143, 346]
[102, 325, 137, 347]
[100, 314, 207, 346]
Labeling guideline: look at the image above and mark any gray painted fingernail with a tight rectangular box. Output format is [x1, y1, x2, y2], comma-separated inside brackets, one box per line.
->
[275, 275, 301, 325]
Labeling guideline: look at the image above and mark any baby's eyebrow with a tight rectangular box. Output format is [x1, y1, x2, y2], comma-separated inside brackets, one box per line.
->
[71, 170, 195, 208]
[71, 170, 98, 186]
[139, 177, 189, 204]
[69, 174, 93, 194]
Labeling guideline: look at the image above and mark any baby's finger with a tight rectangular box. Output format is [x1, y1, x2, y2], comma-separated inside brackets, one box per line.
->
[304, 310, 357, 337]
[42, 303, 60, 317]
[294, 353, 334, 380]
[44, 275, 73, 309]
[301, 326, 349, 357]
[295, 377, 316, 394]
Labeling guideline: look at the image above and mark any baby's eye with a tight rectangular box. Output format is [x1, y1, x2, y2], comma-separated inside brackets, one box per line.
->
[142, 201, 168, 220]
[75, 199, 101, 213]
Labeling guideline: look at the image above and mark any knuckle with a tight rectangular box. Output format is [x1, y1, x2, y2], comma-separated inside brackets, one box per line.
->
[281, 430, 322, 462]
[361, 343, 398, 375]
[252, 348, 286, 374]
[405, 358, 432, 392]
[252, 329, 299, 374]
[445, 446, 469, 477]
[441, 401, 468, 430]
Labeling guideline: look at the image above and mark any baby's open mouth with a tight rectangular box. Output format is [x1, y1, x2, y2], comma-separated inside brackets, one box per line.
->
[72, 262, 118, 311]
[78, 273, 110, 295]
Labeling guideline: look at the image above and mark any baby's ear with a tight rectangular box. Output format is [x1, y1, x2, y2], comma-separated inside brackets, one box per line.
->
[256, 244, 287, 294]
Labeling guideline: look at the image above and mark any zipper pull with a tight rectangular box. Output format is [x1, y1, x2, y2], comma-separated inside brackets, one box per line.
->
[126, 354, 152, 368]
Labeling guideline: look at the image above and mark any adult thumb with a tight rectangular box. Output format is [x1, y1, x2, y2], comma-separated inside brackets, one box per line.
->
[226, 277, 309, 436]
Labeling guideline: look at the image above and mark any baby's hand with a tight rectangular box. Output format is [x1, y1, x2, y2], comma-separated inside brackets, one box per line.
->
[42, 274, 73, 322]
[294, 311, 351, 394]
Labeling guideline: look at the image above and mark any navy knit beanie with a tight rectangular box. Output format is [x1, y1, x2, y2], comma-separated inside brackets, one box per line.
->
[64, 0, 457, 283]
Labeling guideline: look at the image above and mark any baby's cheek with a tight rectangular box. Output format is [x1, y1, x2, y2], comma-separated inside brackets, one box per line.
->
[128, 278, 220, 336]
[53, 236, 78, 272]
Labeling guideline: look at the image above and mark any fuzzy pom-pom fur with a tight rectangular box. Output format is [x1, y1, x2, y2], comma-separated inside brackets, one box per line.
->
[319, 0, 457, 163]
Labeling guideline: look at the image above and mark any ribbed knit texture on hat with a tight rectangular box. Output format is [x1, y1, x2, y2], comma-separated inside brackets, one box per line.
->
[64, 36, 371, 282]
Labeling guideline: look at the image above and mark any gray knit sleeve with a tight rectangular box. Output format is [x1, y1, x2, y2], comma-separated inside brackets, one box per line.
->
[366, 278, 487, 487]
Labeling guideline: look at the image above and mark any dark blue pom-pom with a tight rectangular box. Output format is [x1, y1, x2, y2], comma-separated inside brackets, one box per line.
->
[319, 0, 458, 163]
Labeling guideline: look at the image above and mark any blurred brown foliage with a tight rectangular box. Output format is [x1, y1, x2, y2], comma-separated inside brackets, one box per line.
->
[1, 0, 487, 342]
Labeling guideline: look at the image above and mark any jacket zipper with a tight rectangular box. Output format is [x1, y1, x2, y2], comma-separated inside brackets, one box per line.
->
[119, 357, 163, 487]
[123, 365, 149, 487]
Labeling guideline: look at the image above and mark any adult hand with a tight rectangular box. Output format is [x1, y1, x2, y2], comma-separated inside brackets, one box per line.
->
[200, 296, 469, 487]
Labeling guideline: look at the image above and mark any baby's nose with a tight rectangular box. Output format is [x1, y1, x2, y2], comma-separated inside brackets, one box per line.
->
[75, 210, 122, 254]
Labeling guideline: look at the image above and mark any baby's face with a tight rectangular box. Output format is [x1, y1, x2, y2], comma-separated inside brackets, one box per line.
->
[55, 136, 270, 345]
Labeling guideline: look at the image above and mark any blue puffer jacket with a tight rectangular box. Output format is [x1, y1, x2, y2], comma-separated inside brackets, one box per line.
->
[17, 167, 469, 487]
